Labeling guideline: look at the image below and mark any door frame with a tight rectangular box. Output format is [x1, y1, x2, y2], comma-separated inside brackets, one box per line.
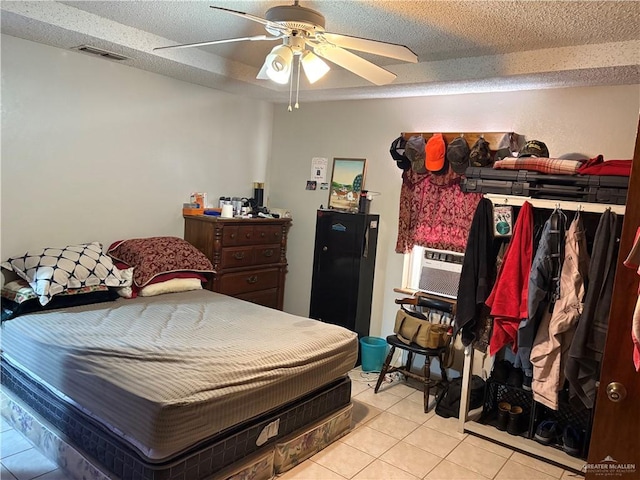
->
[586, 118, 640, 479]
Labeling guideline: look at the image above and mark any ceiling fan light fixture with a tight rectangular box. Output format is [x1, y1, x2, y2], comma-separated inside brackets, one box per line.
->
[300, 50, 330, 84]
[265, 44, 293, 84]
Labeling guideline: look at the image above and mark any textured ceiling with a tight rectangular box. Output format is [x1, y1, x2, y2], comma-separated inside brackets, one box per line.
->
[2, 1, 639, 104]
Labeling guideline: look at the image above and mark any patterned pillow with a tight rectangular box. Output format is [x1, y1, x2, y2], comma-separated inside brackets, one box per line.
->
[107, 237, 214, 288]
[1, 279, 38, 304]
[1, 242, 129, 305]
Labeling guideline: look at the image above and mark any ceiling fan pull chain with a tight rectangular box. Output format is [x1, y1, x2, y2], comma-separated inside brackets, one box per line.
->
[295, 55, 301, 109]
[288, 61, 294, 112]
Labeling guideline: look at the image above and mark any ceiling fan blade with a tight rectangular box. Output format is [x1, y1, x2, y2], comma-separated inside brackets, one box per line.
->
[313, 45, 396, 85]
[320, 32, 418, 63]
[210, 6, 288, 34]
[154, 34, 279, 51]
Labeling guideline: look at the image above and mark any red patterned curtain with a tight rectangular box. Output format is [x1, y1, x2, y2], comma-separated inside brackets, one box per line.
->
[395, 167, 482, 254]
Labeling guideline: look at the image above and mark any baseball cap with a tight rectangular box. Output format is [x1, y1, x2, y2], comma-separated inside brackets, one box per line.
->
[518, 140, 549, 158]
[495, 132, 525, 161]
[389, 136, 411, 170]
[447, 136, 471, 174]
[405, 135, 427, 174]
[426, 133, 446, 174]
[470, 137, 492, 167]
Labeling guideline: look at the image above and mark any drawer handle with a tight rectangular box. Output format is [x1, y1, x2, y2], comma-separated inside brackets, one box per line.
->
[263, 249, 274, 257]
[233, 252, 245, 260]
[261, 232, 266, 237]
[246, 275, 258, 284]
[245, 233, 251, 239]
[230, 233, 236, 239]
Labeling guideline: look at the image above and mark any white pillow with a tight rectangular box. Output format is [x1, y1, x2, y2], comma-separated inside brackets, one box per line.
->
[1, 242, 129, 305]
[138, 277, 203, 297]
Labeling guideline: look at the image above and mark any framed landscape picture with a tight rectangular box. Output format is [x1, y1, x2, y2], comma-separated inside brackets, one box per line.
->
[328, 158, 366, 212]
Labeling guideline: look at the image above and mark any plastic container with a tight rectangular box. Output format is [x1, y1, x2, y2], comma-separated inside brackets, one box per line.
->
[182, 207, 204, 216]
[359, 336, 388, 372]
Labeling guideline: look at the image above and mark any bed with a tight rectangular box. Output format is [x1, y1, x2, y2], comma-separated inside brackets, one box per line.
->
[0, 238, 358, 480]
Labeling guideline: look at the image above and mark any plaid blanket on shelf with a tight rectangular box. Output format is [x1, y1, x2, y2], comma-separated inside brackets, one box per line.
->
[493, 157, 583, 175]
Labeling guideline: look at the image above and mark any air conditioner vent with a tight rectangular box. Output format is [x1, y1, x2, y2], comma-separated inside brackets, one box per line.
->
[72, 45, 129, 61]
[418, 248, 464, 299]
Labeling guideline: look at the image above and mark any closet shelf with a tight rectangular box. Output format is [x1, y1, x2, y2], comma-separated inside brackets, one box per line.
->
[484, 193, 626, 215]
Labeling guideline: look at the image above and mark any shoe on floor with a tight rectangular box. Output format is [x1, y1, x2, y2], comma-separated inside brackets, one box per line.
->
[497, 402, 511, 431]
[534, 420, 558, 445]
[506, 405, 524, 435]
[563, 425, 582, 457]
[522, 375, 532, 391]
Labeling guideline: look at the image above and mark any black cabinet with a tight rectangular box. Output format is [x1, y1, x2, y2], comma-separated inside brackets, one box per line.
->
[309, 210, 379, 339]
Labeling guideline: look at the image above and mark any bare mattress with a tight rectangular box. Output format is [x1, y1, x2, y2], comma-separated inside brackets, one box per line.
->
[0, 289, 358, 463]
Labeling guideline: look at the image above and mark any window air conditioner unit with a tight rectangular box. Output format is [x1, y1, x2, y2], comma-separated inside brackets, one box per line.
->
[417, 248, 464, 300]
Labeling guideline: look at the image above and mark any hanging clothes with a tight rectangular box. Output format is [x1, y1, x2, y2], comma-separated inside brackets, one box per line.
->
[486, 201, 534, 355]
[454, 197, 501, 347]
[516, 209, 566, 383]
[565, 209, 619, 409]
[395, 167, 482, 253]
[623, 226, 640, 372]
[530, 212, 590, 409]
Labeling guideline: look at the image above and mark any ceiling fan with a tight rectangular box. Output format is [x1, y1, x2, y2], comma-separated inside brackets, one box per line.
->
[154, 1, 418, 107]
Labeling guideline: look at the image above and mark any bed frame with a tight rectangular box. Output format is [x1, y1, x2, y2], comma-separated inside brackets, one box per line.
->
[1, 357, 352, 480]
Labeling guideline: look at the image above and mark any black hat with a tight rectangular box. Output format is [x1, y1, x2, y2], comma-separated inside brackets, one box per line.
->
[389, 136, 411, 170]
[469, 137, 492, 167]
[518, 140, 549, 158]
[447, 136, 471, 174]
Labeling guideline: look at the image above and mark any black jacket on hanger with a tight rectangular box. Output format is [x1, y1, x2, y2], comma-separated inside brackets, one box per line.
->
[455, 197, 501, 347]
[565, 208, 619, 409]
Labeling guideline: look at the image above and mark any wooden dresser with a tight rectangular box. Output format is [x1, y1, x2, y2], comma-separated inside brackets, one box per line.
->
[183, 215, 291, 310]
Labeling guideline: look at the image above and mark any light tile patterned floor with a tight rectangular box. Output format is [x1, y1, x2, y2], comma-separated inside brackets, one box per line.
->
[277, 368, 586, 480]
[0, 368, 586, 480]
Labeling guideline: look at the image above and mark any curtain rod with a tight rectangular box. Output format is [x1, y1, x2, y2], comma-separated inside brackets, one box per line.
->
[484, 193, 626, 215]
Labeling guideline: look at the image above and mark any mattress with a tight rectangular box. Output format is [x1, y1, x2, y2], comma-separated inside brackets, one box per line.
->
[0, 289, 358, 462]
[2, 359, 352, 480]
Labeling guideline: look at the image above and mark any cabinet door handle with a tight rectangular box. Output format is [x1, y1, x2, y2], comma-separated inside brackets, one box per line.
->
[233, 252, 245, 260]
[263, 249, 274, 257]
[246, 275, 258, 284]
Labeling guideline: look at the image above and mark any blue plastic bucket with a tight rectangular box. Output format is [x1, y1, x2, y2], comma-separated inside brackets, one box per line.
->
[359, 336, 388, 372]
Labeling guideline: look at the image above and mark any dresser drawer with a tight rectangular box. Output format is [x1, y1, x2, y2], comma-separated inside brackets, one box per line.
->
[236, 288, 279, 309]
[220, 246, 255, 268]
[254, 245, 281, 265]
[254, 225, 283, 245]
[218, 268, 279, 295]
[222, 225, 255, 246]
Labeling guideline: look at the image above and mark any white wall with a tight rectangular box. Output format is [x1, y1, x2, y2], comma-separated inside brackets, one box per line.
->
[269, 86, 640, 339]
[3, 34, 639, 345]
[1, 35, 274, 258]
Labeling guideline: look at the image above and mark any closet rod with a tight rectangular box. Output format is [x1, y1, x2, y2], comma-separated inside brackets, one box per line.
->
[485, 193, 626, 215]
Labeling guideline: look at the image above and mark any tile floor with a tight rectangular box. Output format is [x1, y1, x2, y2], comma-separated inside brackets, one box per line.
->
[0, 368, 586, 480]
